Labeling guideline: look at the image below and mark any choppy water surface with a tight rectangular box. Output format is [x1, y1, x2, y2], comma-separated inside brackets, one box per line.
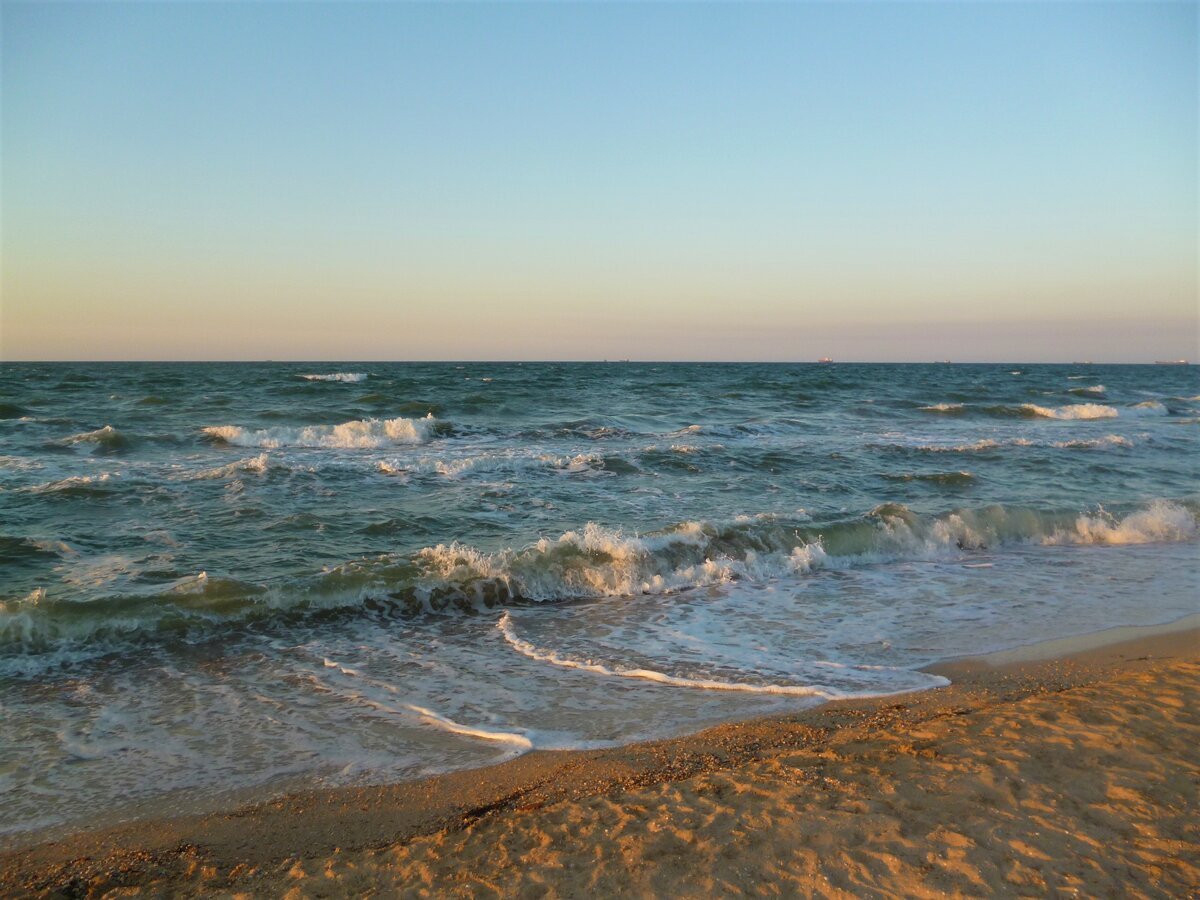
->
[2, 362, 1197, 834]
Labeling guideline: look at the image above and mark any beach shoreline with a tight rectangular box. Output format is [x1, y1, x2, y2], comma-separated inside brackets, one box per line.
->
[3, 616, 1197, 897]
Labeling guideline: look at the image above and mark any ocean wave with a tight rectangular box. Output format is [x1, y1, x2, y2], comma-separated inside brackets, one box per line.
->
[3, 500, 1194, 672]
[913, 401, 1162, 421]
[188, 453, 276, 480]
[0, 454, 44, 472]
[1126, 400, 1169, 417]
[0, 536, 74, 564]
[201, 415, 438, 449]
[1050, 435, 1135, 450]
[909, 438, 1005, 453]
[882, 471, 976, 486]
[320, 499, 1200, 611]
[373, 450, 618, 480]
[1067, 385, 1106, 396]
[55, 425, 133, 454]
[299, 372, 368, 383]
[24, 473, 118, 495]
[1048, 500, 1196, 546]
[907, 433, 1135, 453]
[1019, 403, 1119, 420]
[0, 402, 31, 419]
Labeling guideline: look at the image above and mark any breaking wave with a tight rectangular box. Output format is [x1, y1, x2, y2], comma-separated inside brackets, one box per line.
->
[907, 434, 1136, 453]
[911, 401, 1170, 421]
[1020, 403, 1118, 420]
[1127, 401, 1170, 417]
[24, 473, 118, 496]
[188, 453, 277, 480]
[201, 415, 438, 448]
[3, 499, 1194, 673]
[55, 425, 133, 454]
[299, 372, 368, 383]
[1051, 435, 1135, 450]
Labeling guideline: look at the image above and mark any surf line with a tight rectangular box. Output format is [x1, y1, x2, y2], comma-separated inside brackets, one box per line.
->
[319, 657, 532, 749]
[496, 612, 949, 698]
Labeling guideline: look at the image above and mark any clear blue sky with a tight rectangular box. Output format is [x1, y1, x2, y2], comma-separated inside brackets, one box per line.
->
[2, 1, 1196, 361]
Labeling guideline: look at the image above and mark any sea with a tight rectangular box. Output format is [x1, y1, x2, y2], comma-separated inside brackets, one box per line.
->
[1, 361, 1197, 837]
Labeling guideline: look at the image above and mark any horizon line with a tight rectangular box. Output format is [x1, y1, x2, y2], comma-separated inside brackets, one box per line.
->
[0, 359, 1192, 366]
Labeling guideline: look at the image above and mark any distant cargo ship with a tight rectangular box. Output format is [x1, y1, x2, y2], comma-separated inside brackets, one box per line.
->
[817, 357, 834, 364]
[1155, 359, 1189, 365]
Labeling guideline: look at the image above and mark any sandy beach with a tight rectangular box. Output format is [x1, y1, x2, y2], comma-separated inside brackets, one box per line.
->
[2, 622, 1196, 898]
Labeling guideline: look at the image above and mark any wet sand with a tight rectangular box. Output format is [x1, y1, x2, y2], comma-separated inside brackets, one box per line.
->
[2, 624, 1197, 898]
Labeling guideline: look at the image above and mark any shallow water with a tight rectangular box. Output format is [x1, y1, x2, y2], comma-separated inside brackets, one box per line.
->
[1, 362, 1197, 834]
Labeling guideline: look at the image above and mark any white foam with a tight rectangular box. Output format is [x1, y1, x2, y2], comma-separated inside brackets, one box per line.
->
[916, 434, 1134, 453]
[376, 460, 410, 479]
[299, 373, 368, 383]
[417, 521, 744, 601]
[58, 425, 128, 447]
[1021, 403, 1119, 420]
[916, 439, 1003, 453]
[377, 450, 607, 480]
[1049, 500, 1196, 546]
[25, 473, 115, 493]
[919, 403, 965, 412]
[190, 453, 273, 480]
[403, 703, 532, 749]
[497, 613, 948, 698]
[202, 415, 435, 449]
[0, 455, 43, 472]
[317, 656, 531, 749]
[1051, 435, 1134, 450]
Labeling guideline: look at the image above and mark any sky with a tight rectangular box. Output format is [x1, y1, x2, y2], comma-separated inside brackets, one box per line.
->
[1, 1, 1196, 362]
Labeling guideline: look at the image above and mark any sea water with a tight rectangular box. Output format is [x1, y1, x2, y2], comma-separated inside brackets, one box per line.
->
[1, 362, 1197, 835]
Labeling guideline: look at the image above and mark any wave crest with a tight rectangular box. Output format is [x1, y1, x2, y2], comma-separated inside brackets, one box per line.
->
[57, 425, 133, 453]
[202, 415, 437, 449]
[299, 372, 368, 383]
[1020, 403, 1118, 420]
[2, 500, 1194, 673]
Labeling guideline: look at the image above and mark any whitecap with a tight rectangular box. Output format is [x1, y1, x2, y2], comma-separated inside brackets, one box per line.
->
[1048, 500, 1196, 546]
[1021, 403, 1118, 420]
[202, 415, 436, 449]
[919, 403, 965, 413]
[298, 373, 368, 383]
[189, 453, 274, 480]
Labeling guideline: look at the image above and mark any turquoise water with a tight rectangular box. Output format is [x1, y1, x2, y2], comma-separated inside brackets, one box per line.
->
[2, 362, 1197, 834]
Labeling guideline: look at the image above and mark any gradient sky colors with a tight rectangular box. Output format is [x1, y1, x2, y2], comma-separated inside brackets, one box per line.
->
[2, 2, 1196, 362]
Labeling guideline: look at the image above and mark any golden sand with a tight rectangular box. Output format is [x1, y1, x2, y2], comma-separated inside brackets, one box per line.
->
[3, 628, 1197, 898]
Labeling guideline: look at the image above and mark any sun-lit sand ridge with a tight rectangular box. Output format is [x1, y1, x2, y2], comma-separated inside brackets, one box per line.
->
[2, 624, 1196, 898]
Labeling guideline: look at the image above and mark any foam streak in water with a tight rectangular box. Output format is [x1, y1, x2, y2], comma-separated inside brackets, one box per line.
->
[497, 613, 949, 697]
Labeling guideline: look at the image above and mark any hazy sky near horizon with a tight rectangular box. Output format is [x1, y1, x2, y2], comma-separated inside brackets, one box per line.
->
[2, 2, 1196, 362]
